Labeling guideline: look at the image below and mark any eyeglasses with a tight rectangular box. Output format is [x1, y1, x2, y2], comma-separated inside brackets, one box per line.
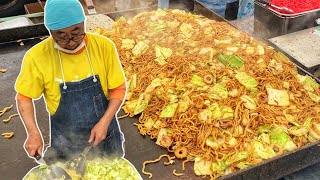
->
[56, 33, 85, 45]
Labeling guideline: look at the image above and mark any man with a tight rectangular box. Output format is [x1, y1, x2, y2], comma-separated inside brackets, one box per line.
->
[15, 0, 126, 161]
[197, 0, 239, 20]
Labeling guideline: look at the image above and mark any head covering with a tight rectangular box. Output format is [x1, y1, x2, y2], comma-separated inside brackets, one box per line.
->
[44, 0, 85, 30]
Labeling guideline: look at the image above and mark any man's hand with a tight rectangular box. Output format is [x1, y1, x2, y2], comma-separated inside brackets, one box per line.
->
[25, 132, 43, 158]
[88, 118, 110, 146]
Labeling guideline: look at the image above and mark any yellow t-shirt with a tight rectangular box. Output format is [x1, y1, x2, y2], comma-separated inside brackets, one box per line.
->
[15, 33, 125, 115]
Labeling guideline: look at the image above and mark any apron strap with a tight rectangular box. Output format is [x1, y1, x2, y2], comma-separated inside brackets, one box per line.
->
[57, 44, 97, 90]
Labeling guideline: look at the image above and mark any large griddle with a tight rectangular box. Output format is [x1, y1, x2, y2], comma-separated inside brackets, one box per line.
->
[0, 1, 319, 180]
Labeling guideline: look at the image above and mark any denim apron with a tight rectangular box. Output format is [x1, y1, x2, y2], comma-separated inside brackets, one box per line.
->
[49, 46, 124, 160]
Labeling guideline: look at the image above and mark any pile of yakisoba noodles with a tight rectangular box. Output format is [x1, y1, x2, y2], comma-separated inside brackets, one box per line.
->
[95, 9, 320, 179]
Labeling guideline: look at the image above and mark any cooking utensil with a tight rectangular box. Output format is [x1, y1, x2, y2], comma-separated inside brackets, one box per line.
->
[255, 0, 294, 14]
[65, 145, 93, 176]
[35, 153, 72, 180]
[85, 0, 97, 15]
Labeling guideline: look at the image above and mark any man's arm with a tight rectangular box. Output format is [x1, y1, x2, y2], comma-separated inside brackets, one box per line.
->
[16, 95, 43, 158]
[88, 83, 126, 146]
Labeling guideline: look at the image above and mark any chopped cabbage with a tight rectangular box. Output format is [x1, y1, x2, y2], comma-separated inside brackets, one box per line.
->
[258, 133, 271, 145]
[225, 151, 248, 165]
[245, 47, 255, 54]
[134, 93, 152, 115]
[199, 47, 216, 61]
[123, 99, 138, 115]
[258, 124, 271, 134]
[145, 78, 162, 93]
[214, 39, 231, 44]
[253, 141, 276, 159]
[191, 75, 206, 87]
[156, 128, 173, 148]
[121, 39, 135, 50]
[132, 41, 149, 57]
[198, 109, 212, 123]
[218, 55, 244, 68]
[308, 92, 320, 103]
[155, 46, 173, 65]
[194, 157, 212, 175]
[256, 45, 264, 55]
[25, 158, 141, 180]
[226, 47, 239, 53]
[178, 95, 192, 113]
[297, 75, 319, 91]
[129, 74, 137, 91]
[209, 103, 222, 119]
[160, 103, 178, 118]
[240, 95, 256, 110]
[206, 135, 218, 149]
[228, 88, 239, 97]
[270, 127, 297, 151]
[153, 23, 167, 31]
[144, 118, 155, 130]
[266, 87, 289, 107]
[153, 120, 162, 129]
[179, 23, 194, 38]
[235, 72, 258, 91]
[209, 84, 228, 100]
[221, 106, 234, 119]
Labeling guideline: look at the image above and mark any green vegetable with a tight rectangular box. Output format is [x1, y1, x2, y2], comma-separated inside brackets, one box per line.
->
[153, 23, 167, 30]
[235, 72, 258, 91]
[258, 133, 270, 144]
[308, 92, 320, 103]
[218, 55, 244, 68]
[25, 158, 141, 180]
[144, 78, 162, 93]
[155, 45, 173, 65]
[297, 75, 319, 92]
[199, 47, 215, 61]
[160, 103, 178, 118]
[236, 162, 253, 169]
[221, 106, 234, 119]
[209, 103, 222, 119]
[191, 75, 206, 87]
[270, 127, 297, 151]
[206, 135, 218, 149]
[258, 124, 271, 134]
[177, 95, 192, 113]
[121, 39, 135, 50]
[228, 89, 238, 97]
[274, 52, 290, 63]
[144, 118, 155, 130]
[225, 151, 248, 165]
[209, 84, 228, 100]
[266, 87, 290, 107]
[134, 93, 151, 115]
[132, 41, 149, 57]
[240, 95, 256, 110]
[154, 8, 167, 16]
[153, 120, 162, 129]
[289, 118, 312, 137]
[194, 157, 213, 175]
[179, 23, 194, 38]
[156, 128, 173, 147]
[129, 74, 137, 92]
[253, 141, 275, 159]
[198, 109, 212, 123]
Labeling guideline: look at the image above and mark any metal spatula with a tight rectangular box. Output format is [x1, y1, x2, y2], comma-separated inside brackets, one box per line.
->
[65, 145, 93, 176]
[35, 154, 72, 180]
[85, 0, 97, 15]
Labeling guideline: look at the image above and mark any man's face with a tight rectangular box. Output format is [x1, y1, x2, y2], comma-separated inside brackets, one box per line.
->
[50, 22, 85, 50]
